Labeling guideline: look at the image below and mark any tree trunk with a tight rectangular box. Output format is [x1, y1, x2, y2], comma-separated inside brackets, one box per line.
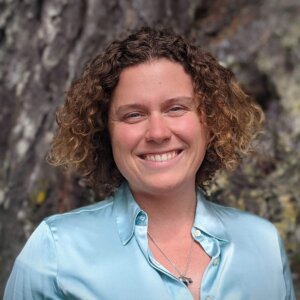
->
[1, 0, 299, 296]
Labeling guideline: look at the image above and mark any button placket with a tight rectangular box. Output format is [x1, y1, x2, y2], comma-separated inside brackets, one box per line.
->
[194, 230, 221, 300]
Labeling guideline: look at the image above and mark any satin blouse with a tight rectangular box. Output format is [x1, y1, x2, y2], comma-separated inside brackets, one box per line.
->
[4, 183, 296, 299]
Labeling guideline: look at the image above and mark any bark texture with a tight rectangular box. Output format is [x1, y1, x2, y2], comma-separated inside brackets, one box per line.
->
[0, 0, 299, 296]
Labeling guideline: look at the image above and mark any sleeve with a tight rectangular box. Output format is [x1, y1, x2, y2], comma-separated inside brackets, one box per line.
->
[276, 232, 297, 300]
[3, 221, 65, 300]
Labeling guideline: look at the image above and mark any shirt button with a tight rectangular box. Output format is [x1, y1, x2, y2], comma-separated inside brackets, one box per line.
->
[194, 229, 201, 237]
[136, 213, 147, 225]
[213, 258, 219, 266]
[205, 296, 214, 300]
[139, 214, 146, 221]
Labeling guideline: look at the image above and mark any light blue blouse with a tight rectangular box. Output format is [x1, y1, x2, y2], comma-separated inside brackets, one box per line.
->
[4, 183, 296, 300]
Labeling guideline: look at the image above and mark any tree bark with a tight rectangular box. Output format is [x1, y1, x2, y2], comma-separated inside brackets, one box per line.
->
[1, 0, 299, 296]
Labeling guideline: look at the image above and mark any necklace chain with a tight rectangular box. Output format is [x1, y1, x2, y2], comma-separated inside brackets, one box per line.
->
[147, 232, 194, 286]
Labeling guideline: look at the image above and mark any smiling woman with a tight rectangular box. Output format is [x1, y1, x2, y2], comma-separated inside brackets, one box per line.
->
[4, 27, 296, 300]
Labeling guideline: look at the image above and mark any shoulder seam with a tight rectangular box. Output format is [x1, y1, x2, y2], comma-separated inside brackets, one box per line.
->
[45, 200, 114, 222]
[63, 200, 113, 215]
[42, 221, 66, 297]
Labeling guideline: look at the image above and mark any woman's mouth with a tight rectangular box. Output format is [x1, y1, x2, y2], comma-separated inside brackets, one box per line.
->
[140, 150, 182, 162]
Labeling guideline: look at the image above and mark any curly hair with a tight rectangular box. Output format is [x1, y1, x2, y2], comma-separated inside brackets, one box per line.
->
[48, 27, 264, 198]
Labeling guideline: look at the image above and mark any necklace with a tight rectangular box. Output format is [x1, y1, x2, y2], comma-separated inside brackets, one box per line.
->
[147, 232, 194, 287]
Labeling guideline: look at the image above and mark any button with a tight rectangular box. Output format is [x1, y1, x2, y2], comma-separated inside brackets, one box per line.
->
[139, 214, 146, 221]
[213, 258, 219, 266]
[206, 296, 213, 300]
[194, 229, 201, 237]
[136, 212, 147, 225]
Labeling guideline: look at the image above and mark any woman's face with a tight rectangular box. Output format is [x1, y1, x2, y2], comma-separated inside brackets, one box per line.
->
[108, 59, 208, 196]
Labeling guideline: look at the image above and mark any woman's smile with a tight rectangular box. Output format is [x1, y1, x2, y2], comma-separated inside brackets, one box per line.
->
[139, 150, 182, 162]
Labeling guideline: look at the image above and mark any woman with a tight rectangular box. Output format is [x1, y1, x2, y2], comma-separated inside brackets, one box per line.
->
[4, 27, 296, 300]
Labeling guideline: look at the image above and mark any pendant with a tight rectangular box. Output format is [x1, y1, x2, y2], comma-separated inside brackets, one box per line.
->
[179, 276, 193, 286]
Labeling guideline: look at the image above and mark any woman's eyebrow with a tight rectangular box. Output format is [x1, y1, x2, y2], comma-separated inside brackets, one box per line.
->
[163, 97, 194, 105]
[115, 103, 147, 115]
[114, 97, 194, 115]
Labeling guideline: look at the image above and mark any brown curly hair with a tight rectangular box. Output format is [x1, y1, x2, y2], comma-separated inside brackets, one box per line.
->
[48, 27, 264, 198]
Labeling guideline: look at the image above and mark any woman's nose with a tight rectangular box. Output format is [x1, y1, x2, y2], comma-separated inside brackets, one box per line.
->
[145, 114, 171, 143]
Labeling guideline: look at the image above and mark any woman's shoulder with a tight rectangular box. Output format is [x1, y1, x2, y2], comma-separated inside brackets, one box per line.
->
[203, 198, 279, 240]
[21, 194, 120, 251]
[17, 197, 118, 264]
[44, 197, 114, 229]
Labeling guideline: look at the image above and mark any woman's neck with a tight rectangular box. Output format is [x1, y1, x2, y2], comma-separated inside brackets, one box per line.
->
[130, 183, 197, 237]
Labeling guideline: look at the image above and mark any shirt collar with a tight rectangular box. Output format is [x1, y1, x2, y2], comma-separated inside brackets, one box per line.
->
[113, 182, 144, 245]
[113, 183, 230, 245]
[194, 188, 230, 243]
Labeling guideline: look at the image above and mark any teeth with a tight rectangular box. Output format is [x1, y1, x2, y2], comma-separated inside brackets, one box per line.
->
[144, 151, 178, 162]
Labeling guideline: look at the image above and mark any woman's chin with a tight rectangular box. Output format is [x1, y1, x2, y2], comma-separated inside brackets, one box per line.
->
[130, 178, 194, 198]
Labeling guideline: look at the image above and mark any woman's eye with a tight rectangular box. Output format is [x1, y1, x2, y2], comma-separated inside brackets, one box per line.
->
[168, 106, 186, 115]
[123, 112, 145, 123]
[170, 106, 183, 111]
